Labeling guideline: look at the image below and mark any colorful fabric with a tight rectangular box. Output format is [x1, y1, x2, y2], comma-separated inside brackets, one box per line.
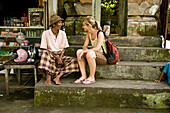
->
[38, 50, 79, 78]
[163, 62, 170, 84]
[40, 29, 69, 51]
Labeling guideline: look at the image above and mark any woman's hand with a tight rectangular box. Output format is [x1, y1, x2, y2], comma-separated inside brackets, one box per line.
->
[78, 50, 89, 61]
[78, 51, 84, 61]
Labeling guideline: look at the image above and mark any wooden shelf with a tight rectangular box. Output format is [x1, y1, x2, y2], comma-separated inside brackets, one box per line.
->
[0, 36, 41, 38]
[0, 26, 44, 29]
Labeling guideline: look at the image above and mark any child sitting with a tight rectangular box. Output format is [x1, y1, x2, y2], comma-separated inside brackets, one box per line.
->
[154, 62, 170, 85]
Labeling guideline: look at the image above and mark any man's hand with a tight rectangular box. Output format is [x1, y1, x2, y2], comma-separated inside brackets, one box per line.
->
[47, 50, 63, 66]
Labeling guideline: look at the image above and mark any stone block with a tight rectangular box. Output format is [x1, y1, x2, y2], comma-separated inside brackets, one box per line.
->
[68, 36, 162, 47]
[34, 78, 170, 109]
[80, 0, 92, 3]
[128, 0, 143, 4]
[65, 17, 77, 36]
[119, 47, 170, 62]
[65, 46, 170, 62]
[96, 61, 166, 80]
[127, 17, 158, 36]
[128, 3, 140, 15]
[74, 16, 87, 35]
[64, 2, 77, 16]
[153, 0, 160, 5]
[74, 2, 92, 15]
[139, 1, 150, 15]
[128, 0, 160, 16]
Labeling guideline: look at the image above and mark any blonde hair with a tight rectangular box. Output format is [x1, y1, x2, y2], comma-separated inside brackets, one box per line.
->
[82, 16, 102, 30]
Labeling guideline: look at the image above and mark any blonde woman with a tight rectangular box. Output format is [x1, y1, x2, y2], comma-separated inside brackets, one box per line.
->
[74, 16, 107, 84]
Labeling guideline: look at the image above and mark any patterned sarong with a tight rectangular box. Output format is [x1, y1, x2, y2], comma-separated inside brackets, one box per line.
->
[38, 50, 79, 78]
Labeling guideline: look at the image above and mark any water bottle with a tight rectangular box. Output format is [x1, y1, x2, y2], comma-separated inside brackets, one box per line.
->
[161, 35, 164, 48]
[3, 17, 6, 26]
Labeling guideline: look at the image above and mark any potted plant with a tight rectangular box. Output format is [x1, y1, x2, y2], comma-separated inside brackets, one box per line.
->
[101, 0, 118, 35]
[101, 0, 118, 23]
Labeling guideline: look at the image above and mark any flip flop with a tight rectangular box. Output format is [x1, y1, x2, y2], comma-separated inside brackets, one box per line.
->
[73, 78, 85, 84]
[82, 79, 95, 84]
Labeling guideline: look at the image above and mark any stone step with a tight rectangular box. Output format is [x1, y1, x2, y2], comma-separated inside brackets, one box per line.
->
[65, 46, 170, 62]
[68, 36, 161, 47]
[34, 78, 170, 109]
[117, 47, 170, 62]
[95, 61, 167, 81]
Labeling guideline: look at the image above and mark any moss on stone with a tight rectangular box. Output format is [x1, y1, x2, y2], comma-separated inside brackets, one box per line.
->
[143, 92, 170, 109]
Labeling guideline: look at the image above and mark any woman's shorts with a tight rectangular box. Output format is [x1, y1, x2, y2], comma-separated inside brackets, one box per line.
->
[95, 52, 107, 65]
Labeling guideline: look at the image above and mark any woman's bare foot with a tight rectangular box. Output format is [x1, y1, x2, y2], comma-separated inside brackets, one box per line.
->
[53, 76, 61, 85]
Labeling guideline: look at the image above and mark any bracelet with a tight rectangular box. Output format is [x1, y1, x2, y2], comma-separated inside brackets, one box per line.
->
[83, 46, 87, 49]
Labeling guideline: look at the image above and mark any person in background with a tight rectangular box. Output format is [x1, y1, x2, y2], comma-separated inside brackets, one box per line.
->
[74, 16, 107, 84]
[38, 13, 79, 85]
[154, 62, 170, 85]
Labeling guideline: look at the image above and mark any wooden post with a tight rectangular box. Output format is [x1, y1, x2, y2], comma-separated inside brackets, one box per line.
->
[164, 0, 169, 48]
[34, 68, 37, 84]
[94, 0, 101, 23]
[5, 69, 9, 95]
[118, 0, 127, 36]
[43, 0, 49, 30]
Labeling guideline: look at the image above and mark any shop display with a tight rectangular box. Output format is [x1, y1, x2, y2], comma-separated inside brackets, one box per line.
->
[0, 26, 44, 38]
[0, 26, 43, 62]
[0, 0, 44, 62]
[0, 50, 10, 55]
[28, 8, 44, 27]
[16, 32, 25, 46]
[3, 15, 29, 27]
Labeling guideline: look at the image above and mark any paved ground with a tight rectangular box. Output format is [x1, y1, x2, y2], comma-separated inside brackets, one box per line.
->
[0, 75, 170, 113]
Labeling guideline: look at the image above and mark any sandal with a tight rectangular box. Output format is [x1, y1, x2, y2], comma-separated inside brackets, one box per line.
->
[73, 78, 85, 84]
[82, 79, 95, 84]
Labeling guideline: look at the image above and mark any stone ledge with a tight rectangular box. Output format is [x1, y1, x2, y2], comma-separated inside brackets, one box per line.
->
[68, 36, 161, 47]
[34, 78, 170, 109]
[65, 46, 170, 62]
[118, 47, 170, 62]
[96, 61, 167, 81]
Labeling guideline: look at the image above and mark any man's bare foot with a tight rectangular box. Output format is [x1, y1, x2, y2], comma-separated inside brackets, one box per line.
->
[53, 76, 61, 85]
[44, 73, 51, 85]
[44, 79, 51, 85]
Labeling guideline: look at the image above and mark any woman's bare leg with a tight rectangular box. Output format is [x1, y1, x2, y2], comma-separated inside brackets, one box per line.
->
[84, 51, 96, 82]
[44, 71, 51, 85]
[74, 49, 87, 83]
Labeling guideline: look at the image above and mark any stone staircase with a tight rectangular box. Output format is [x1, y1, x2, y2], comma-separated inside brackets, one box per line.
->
[34, 36, 170, 110]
